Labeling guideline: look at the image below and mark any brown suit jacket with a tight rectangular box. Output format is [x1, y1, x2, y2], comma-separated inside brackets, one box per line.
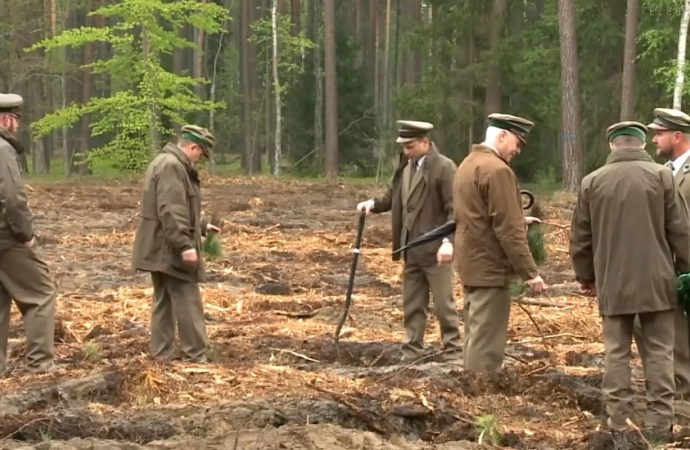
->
[371, 143, 456, 266]
[0, 131, 33, 249]
[674, 156, 690, 203]
[570, 148, 690, 315]
[453, 144, 538, 286]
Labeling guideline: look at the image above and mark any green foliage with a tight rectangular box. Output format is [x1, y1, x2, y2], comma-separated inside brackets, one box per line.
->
[250, 13, 314, 98]
[289, 20, 378, 177]
[475, 414, 501, 445]
[27, 0, 230, 172]
[202, 231, 223, 259]
[527, 224, 547, 265]
[212, 36, 242, 162]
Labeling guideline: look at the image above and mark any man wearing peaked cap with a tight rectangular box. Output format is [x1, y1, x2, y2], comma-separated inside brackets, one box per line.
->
[486, 113, 534, 148]
[0, 92, 59, 377]
[570, 119, 690, 435]
[395, 120, 434, 143]
[180, 124, 216, 160]
[630, 108, 690, 403]
[356, 119, 462, 364]
[132, 124, 221, 363]
[452, 113, 545, 374]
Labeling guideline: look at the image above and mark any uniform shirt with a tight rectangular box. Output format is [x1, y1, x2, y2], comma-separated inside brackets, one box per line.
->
[670, 149, 690, 176]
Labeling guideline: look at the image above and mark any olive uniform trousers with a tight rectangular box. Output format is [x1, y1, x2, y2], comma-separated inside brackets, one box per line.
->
[401, 261, 462, 361]
[0, 244, 56, 374]
[462, 285, 511, 372]
[633, 307, 690, 397]
[150, 271, 207, 362]
[604, 310, 675, 429]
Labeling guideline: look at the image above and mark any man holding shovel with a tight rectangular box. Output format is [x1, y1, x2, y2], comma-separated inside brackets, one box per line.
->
[357, 120, 462, 363]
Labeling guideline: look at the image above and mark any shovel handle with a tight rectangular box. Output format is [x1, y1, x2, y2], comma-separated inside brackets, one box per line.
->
[521, 190, 535, 210]
[335, 211, 367, 345]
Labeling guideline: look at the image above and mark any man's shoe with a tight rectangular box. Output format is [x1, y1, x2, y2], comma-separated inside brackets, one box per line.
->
[26, 361, 57, 375]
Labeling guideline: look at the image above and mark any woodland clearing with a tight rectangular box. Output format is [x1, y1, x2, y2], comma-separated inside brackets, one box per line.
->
[0, 176, 685, 449]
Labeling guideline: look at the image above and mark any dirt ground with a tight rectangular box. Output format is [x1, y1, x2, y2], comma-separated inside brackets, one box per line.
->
[1, 175, 689, 449]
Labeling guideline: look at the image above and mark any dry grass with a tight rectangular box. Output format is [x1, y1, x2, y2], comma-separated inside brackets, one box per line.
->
[0, 177, 661, 448]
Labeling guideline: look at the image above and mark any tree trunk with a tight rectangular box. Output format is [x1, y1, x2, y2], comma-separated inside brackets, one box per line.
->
[272, 0, 281, 176]
[485, 0, 508, 114]
[674, 0, 690, 109]
[193, 0, 207, 99]
[77, 1, 94, 175]
[240, 0, 253, 174]
[558, 0, 584, 192]
[141, 25, 160, 158]
[401, 0, 421, 86]
[380, 0, 391, 160]
[620, 0, 639, 120]
[323, 0, 338, 176]
[313, 0, 324, 168]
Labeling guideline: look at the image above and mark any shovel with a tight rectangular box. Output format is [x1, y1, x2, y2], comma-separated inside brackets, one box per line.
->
[392, 190, 536, 256]
[334, 210, 367, 346]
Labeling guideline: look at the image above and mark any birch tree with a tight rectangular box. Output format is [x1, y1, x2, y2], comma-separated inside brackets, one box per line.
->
[272, 0, 282, 175]
[674, 0, 690, 109]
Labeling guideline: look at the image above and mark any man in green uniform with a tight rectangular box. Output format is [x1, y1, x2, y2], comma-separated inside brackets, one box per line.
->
[632, 108, 690, 398]
[357, 120, 462, 363]
[453, 113, 546, 373]
[0, 93, 58, 376]
[132, 125, 221, 363]
[571, 121, 690, 435]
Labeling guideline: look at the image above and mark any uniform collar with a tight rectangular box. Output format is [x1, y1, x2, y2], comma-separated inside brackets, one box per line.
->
[605, 148, 654, 164]
[670, 149, 690, 174]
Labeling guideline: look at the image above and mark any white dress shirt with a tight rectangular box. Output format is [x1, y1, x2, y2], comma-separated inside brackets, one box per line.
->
[671, 149, 690, 176]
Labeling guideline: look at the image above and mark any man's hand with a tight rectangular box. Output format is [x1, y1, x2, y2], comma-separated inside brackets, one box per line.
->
[527, 274, 547, 293]
[206, 223, 221, 234]
[578, 282, 596, 297]
[357, 199, 375, 214]
[436, 241, 453, 265]
[24, 237, 35, 249]
[182, 248, 198, 270]
[525, 216, 542, 225]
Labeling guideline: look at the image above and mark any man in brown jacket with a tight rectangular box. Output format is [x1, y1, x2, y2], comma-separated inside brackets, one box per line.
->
[357, 120, 462, 363]
[632, 108, 690, 398]
[453, 113, 546, 373]
[0, 93, 57, 376]
[132, 125, 221, 363]
[570, 121, 690, 434]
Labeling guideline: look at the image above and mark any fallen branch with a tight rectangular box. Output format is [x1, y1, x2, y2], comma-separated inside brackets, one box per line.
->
[516, 303, 550, 351]
[268, 347, 320, 363]
[518, 333, 585, 343]
[515, 298, 573, 308]
[274, 309, 319, 319]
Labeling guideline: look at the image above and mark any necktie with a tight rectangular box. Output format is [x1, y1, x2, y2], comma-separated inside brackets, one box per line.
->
[408, 161, 416, 188]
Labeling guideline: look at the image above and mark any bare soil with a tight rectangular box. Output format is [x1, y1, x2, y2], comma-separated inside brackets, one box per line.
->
[1, 177, 689, 449]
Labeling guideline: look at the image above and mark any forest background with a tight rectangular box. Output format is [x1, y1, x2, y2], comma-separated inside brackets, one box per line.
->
[5, 0, 690, 193]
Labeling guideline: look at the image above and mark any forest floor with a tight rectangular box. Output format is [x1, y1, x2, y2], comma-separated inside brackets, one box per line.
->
[1, 176, 689, 449]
